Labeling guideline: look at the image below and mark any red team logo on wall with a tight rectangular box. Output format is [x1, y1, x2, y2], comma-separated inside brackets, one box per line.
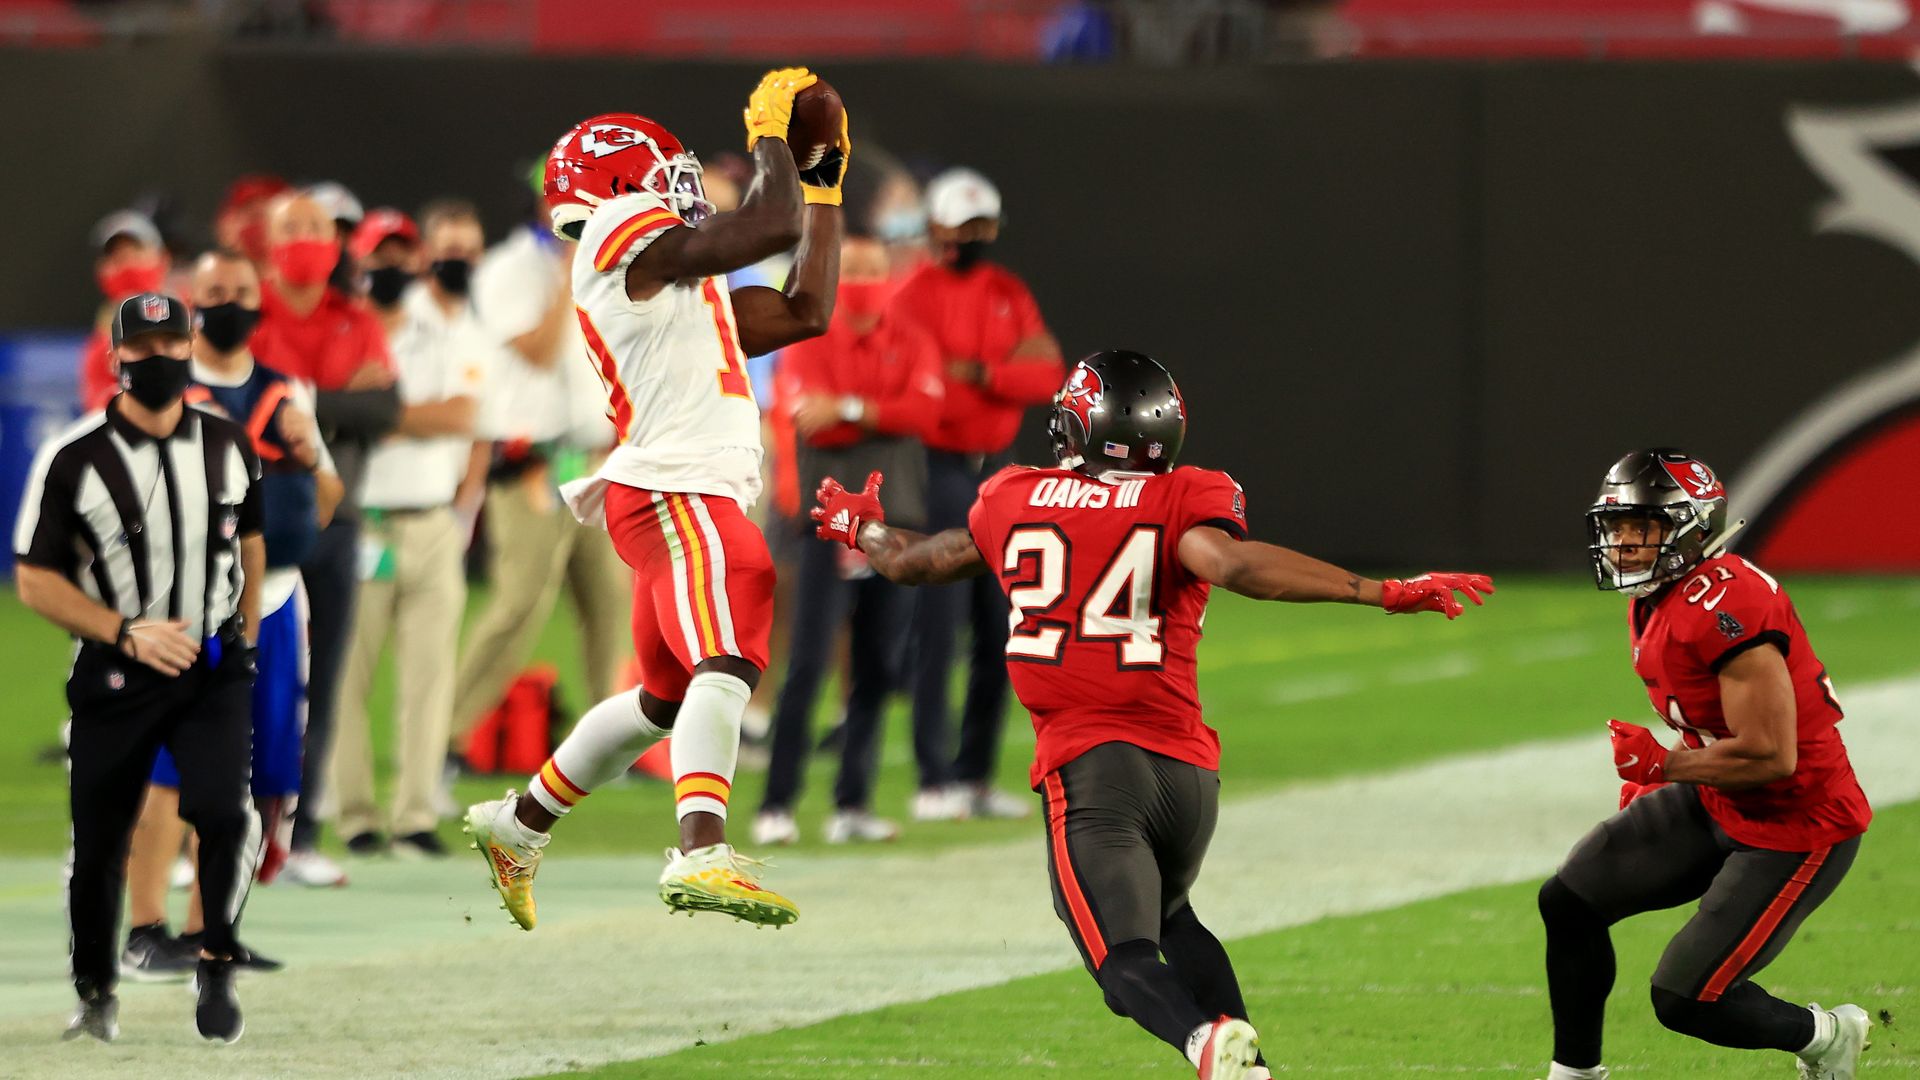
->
[1060, 365, 1103, 437]
[1661, 458, 1724, 500]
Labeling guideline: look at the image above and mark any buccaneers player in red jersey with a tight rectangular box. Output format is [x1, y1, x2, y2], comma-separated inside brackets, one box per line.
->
[813, 350, 1493, 1080]
[1535, 450, 1874, 1080]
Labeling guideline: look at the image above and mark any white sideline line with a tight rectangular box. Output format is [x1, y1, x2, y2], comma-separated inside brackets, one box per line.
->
[5, 677, 1917, 1080]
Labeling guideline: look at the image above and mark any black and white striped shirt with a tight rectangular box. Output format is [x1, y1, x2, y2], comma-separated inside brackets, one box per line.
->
[13, 403, 262, 641]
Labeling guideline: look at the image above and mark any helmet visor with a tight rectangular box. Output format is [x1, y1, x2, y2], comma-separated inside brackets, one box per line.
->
[647, 155, 715, 224]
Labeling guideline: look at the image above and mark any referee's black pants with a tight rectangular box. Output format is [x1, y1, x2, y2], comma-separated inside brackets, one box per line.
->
[66, 637, 260, 998]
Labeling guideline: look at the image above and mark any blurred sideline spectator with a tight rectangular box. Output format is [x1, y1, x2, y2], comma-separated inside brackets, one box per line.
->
[121, 249, 342, 977]
[78, 211, 170, 412]
[754, 237, 942, 846]
[451, 168, 630, 758]
[892, 167, 1062, 822]
[330, 202, 486, 858]
[251, 189, 400, 883]
[213, 174, 290, 273]
[308, 180, 366, 297]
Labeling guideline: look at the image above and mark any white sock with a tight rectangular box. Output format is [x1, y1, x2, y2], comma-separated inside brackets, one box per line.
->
[1547, 1064, 1608, 1080]
[527, 689, 669, 818]
[1799, 1006, 1837, 1058]
[1184, 1021, 1212, 1068]
[670, 671, 750, 822]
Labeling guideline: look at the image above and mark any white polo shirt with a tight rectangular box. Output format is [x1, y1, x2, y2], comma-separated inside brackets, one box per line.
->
[472, 225, 610, 448]
[361, 284, 488, 510]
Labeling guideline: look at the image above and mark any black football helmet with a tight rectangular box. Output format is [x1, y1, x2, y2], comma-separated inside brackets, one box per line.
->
[1047, 350, 1187, 476]
[1586, 448, 1731, 596]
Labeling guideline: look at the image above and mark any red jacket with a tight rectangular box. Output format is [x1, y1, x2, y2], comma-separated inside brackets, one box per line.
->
[252, 281, 391, 390]
[778, 312, 943, 450]
[889, 261, 1061, 454]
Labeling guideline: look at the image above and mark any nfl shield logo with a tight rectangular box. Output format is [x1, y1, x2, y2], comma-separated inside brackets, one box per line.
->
[107, 669, 125, 691]
[140, 294, 170, 322]
[221, 510, 239, 540]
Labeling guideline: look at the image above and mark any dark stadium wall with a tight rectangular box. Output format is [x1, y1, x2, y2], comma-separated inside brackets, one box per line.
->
[5, 49, 1920, 569]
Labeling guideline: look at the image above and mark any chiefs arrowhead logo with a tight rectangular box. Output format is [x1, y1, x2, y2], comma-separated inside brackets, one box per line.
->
[1661, 458, 1725, 501]
[579, 124, 654, 159]
[1058, 364, 1103, 437]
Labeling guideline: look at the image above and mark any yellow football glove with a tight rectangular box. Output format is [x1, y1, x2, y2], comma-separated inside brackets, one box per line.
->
[743, 66, 817, 150]
[800, 107, 852, 207]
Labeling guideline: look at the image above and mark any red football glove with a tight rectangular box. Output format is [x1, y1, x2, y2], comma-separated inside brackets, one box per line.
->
[1380, 572, 1495, 619]
[1608, 719, 1669, 786]
[811, 471, 885, 549]
[1618, 780, 1669, 810]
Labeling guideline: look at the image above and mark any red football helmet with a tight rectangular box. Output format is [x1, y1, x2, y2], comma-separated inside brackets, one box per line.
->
[544, 113, 713, 240]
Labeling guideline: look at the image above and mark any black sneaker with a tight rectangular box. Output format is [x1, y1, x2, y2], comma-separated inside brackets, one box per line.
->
[390, 830, 448, 859]
[344, 831, 385, 856]
[61, 990, 117, 1042]
[121, 922, 196, 983]
[194, 959, 243, 1043]
[177, 932, 284, 974]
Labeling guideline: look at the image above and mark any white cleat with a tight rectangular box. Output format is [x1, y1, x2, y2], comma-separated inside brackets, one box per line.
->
[1539, 1065, 1609, 1080]
[824, 810, 899, 844]
[752, 810, 800, 847]
[1799, 1003, 1871, 1080]
[1196, 1016, 1259, 1080]
[911, 786, 970, 822]
[278, 850, 349, 888]
[965, 783, 1033, 820]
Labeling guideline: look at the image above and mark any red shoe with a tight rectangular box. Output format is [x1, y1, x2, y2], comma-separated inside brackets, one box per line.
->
[1196, 1015, 1260, 1080]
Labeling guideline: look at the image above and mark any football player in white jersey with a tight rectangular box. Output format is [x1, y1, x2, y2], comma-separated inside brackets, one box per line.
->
[465, 68, 848, 929]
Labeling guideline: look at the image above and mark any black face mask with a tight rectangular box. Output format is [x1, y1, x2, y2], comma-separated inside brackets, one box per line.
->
[430, 258, 473, 297]
[947, 239, 991, 272]
[365, 265, 413, 307]
[120, 355, 193, 409]
[196, 303, 261, 354]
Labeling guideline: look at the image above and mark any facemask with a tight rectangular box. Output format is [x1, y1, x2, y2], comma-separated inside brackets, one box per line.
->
[196, 303, 261, 354]
[120, 355, 193, 409]
[429, 258, 473, 297]
[365, 265, 413, 307]
[947, 238, 991, 272]
[270, 238, 340, 287]
[838, 280, 891, 323]
[876, 207, 926, 243]
[97, 262, 166, 301]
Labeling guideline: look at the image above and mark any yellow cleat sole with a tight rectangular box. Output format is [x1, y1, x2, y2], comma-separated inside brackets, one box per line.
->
[658, 884, 798, 928]
[462, 820, 537, 932]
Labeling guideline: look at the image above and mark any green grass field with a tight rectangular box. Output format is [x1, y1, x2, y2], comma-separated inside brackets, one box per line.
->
[3, 574, 1917, 1078]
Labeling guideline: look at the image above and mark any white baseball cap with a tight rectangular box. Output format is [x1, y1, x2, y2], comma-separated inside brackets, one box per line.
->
[90, 209, 163, 253]
[925, 168, 1002, 228]
[307, 181, 365, 226]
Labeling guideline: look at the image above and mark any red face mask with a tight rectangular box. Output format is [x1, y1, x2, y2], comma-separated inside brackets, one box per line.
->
[96, 261, 165, 301]
[270, 238, 340, 287]
[838, 280, 892, 323]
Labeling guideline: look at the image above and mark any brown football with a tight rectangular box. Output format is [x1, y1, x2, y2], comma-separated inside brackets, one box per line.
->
[786, 78, 843, 172]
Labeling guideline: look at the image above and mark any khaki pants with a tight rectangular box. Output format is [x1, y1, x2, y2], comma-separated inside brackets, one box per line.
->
[451, 473, 630, 741]
[330, 506, 466, 838]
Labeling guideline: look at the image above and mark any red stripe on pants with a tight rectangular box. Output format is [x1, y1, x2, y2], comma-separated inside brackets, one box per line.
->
[1699, 846, 1830, 1001]
[1044, 771, 1107, 969]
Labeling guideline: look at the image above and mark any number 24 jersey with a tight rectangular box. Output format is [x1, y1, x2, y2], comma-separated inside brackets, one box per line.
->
[968, 465, 1247, 788]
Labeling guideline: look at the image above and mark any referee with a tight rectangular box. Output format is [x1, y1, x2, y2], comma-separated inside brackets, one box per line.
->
[14, 292, 264, 1044]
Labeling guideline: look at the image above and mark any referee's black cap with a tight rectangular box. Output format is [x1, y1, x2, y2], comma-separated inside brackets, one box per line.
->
[111, 292, 192, 347]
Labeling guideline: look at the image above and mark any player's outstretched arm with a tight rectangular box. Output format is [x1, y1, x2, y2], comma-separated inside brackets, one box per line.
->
[1177, 526, 1493, 618]
[811, 470, 987, 585]
[628, 138, 805, 298]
